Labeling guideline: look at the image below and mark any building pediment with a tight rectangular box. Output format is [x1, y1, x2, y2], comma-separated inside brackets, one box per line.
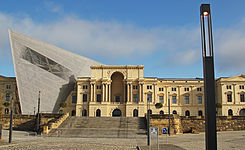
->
[220, 74, 245, 82]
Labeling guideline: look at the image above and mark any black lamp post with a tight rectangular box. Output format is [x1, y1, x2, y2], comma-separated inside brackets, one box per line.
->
[200, 4, 217, 150]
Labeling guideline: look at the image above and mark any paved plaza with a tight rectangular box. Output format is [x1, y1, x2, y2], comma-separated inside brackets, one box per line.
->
[0, 130, 245, 150]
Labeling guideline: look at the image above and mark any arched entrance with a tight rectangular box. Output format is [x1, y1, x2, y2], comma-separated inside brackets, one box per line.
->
[160, 110, 164, 115]
[71, 110, 76, 116]
[82, 109, 87, 116]
[173, 110, 177, 114]
[240, 109, 245, 116]
[96, 109, 101, 117]
[112, 109, 121, 117]
[185, 110, 190, 116]
[198, 110, 203, 116]
[228, 109, 233, 116]
[133, 109, 138, 117]
[111, 72, 124, 103]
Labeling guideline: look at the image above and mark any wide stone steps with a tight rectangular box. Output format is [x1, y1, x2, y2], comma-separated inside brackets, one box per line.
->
[49, 116, 147, 138]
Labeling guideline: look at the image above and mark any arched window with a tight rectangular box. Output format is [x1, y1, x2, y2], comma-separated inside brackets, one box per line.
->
[112, 109, 121, 117]
[82, 109, 87, 116]
[160, 110, 164, 115]
[96, 109, 101, 117]
[5, 108, 9, 114]
[228, 109, 233, 116]
[133, 109, 138, 117]
[185, 110, 190, 116]
[173, 110, 177, 114]
[6, 93, 10, 101]
[198, 110, 203, 116]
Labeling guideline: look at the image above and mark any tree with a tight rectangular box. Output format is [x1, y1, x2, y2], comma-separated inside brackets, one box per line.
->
[155, 103, 163, 109]
[3, 102, 10, 107]
[60, 102, 67, 108]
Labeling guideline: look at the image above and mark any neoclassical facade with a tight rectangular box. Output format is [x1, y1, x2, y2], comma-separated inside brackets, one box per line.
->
[74, 65, 206, 117]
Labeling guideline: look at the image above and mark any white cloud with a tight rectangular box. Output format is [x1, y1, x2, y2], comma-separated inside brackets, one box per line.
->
[2, 11, 245, 74]
[44, 1, 63, 13]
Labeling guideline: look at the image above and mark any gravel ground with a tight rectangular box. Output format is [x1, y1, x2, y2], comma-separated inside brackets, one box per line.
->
[1, 130, 245, 150]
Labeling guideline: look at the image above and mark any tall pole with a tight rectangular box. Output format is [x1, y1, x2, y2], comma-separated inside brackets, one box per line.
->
[147, 97, 150, 149]
[200, 4, 217, 150]
[168, 92, 170, 136]
[36, 91, 41, 134]
[9, 97, 14, 143]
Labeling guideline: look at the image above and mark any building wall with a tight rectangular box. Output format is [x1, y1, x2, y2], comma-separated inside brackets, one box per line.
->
[0, 75, 20, 115]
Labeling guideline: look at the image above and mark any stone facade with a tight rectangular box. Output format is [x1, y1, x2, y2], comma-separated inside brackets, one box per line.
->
[216, 75, 245, 116]
[73, 65, 206, 117]
[0, 75, 20, 115]
[150, 115, 245, 134]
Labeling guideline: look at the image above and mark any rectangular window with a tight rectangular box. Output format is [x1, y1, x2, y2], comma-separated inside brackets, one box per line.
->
[97, 85, 101, 89]
[83, 85, 88, 89]
[72, 96, 77, 103]
[159, 96, 164, 103]
[97, 94, 101, 102]
[83, 94, 87, 102]
[185, 96, 189, 104]
[184, 88, 189, 91]
[172, 87, 176, 91]
[159, 88, 164, 91]
[133, 94, 138, 102]
[240, 94, 245, 102]
[147, 85, 152, 90]
[133, 85, 138, 90]
[147, 94, 152, 102]
[226, 85, 231, 89]
[227, 94, 232, 102]
[172, 96, 177, 104]
[6, 85, 11, 89]
[197, 96, 202, 104]
[115, 96, 120, 102]
[240, 85, 244, 89]
[197, 87, 202, 91]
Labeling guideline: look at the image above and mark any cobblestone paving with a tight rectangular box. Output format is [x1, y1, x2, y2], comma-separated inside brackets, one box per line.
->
[1, 130, 245, 150]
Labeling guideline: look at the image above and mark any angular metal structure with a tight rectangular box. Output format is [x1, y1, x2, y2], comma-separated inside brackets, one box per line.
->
[9, 30, 102, 114]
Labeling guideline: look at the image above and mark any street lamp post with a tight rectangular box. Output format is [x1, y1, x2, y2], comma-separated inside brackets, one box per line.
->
[9, 97, 14, 143]
[36, 91, 41, 134]
[200, 4, 217, 150]
[168, 92, 170, 136]
[147, 96, 150, 148]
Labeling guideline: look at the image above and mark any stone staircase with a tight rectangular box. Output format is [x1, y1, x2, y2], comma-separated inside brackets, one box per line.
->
[49, 117, 147, 138]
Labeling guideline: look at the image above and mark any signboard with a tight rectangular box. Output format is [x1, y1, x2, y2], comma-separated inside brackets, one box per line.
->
[150, 127, 158, 135]
[162, 127, 168, 134]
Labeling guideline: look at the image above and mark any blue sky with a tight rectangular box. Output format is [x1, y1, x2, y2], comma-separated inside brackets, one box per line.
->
[0, 0, 245, 78]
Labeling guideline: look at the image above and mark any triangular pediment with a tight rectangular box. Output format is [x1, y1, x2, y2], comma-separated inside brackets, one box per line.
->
[222, 74, 245, 81]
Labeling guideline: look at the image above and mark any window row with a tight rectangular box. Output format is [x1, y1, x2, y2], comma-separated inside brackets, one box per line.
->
[227, 93, 245, 102]
[151, 110, 203, 116]
[147, 94, 202, 104]
[226, 85, 244, 89]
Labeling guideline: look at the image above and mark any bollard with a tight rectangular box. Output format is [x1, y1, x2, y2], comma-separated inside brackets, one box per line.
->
[0, 124, 3, 141]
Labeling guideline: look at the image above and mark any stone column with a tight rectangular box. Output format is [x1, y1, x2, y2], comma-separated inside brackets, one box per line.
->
[90, 83, 93, 102]
[105, 83, 108, 102]
[178, 86, 181, 106]
[141, 84, 144, 102]
[233, 84, 236, 104]
[191, 86, 194, 106]
[109, 84, 111, 102]
[154, 84, 157, 103]
[139, 84, 141, 103]
[93, 83, 96, 102]
[102, 83, 105, 102]
[127, 83, 130, 102]
[130, 84, 133, 102]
